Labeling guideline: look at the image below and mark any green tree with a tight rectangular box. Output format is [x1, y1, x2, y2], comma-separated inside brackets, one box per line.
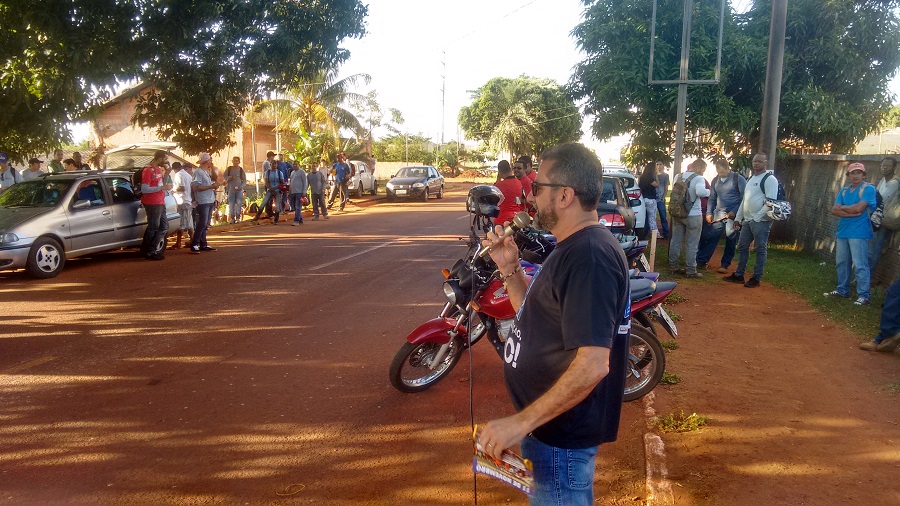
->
[373, 133, 435, 163]
[0, 0, 367, 160]
[458, 76, 582, 158]
[571, 0, 900, 160]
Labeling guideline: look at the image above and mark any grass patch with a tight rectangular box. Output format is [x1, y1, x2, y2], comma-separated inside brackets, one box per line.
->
[888, 382, 900, 396]
[664, 307, 682, 322]
[660, 340, 680, 351]
[665, 292, 687, 304]
[658, 411, 708, 433]
[660, 371, 681, 385]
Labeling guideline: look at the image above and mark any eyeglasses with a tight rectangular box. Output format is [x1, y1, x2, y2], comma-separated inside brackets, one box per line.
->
[531, 181, 570, 196]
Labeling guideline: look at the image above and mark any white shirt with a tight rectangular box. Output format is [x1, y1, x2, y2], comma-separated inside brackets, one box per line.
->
[876, 177, 899, 203]
[173, 169, 194, 205]
[21, 168, 45, 181]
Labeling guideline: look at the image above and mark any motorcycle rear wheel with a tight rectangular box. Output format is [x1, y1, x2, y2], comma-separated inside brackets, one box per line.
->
[389, 337, 463, 393]
[624, 324, 666, 402]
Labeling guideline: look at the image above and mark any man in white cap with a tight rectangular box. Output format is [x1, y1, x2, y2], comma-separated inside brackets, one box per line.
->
[189, 153, 219, 253]
[0, 153, 20, 190]
[21, 158, 46, 181]
[824, 162, 878, 305]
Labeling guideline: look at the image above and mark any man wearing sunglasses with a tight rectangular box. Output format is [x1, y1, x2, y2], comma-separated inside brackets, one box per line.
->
[477, 143, 630, 505]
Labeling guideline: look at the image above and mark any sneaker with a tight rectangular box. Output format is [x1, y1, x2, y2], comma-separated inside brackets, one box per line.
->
[292, 222, 299, 226]
[722, 273, 744, 283]
[697, 262, 708, 270]
[859, 340, 878, 351]
[669, 265, 686, 274]
[312, 216, 319, 221]
[875, 333, 900, 352]
[684, 271, 703, 278]
[744, 277, 760, 288]
[717, 267, 729, 274]
[324, 215, 330, 220]
[824, 290, 848, 298]
[200, 246, 217, 252]
[146, 253, 165, 261]
[853, 297, 870, 306]
[190, 246, 201, 254]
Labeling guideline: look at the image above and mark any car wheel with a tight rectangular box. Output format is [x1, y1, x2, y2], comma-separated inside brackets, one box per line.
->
[371, 181, 378, 195]
[26, 237, 65, 278]
[437, 184, 444, 199]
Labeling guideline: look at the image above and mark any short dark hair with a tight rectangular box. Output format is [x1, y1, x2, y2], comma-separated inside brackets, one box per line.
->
[63, 158, 76, 166]
[152, 150, 167, 164]
[171, 162, 182, 170]
[539, 143, 603, 211]
[516, 155, 532, 168]
[497, 160, 512, 177]
[266, 151, 275, 157]
[883, 157, 898, 170]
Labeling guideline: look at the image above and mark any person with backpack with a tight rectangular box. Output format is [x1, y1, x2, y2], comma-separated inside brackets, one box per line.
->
[723, 153, 781, 288]
[824, 162, 878, 306]
[869, 157, 898, 271]
[252, 151, 284, 224]
[667, 159, 710, 278]
[697, 159, 747, 273]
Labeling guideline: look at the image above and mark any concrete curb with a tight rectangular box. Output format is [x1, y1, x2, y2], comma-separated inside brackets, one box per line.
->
[641, 391, 674, 505]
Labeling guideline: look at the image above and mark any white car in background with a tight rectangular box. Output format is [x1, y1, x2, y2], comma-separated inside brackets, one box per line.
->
[603, 166, 647, 238]
[347, 160, 377, 197]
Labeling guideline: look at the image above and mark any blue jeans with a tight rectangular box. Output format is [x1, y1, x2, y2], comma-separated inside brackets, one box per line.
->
[141, 204, 168, 256]
[735, 220, 773, 280]
[191, 203, 214, 249]
[668, 215, 703, 272]
[520, 435, 598, 506]
[835, 237, 871, 300]
[875, 277, 900, 343]
[227, 190, 243, 222]
[290, 193, 305, 223]
[311, 192, 327, 218]
[656, 200, 669, 237]
[868, 227, 888, 272]
[254, 190, 281, 222]
[697, 218, 738, 267]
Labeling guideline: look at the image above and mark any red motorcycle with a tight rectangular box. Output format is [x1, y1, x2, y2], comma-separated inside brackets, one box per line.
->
[389, 186, 679, 401]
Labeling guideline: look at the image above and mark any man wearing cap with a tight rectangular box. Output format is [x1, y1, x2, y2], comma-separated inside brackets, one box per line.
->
[190, 153, 219, 253]
[48, 150, 65, 174]
[21, 158, 46, 181]
[328, 153, 351, 211]
[722, 152, 780, 288]
[140, 150, 172, 260]
[824, 162, 877, 305]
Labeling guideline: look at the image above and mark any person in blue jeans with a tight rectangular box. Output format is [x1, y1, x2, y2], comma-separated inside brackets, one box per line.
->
[697, 159, 746, 273]
[655, 161, 670, 238]
[859, 274, 900, 351]
[189, 153, 220, 253]
[824, 162, 877, 305]
[477, 143, 629, 506]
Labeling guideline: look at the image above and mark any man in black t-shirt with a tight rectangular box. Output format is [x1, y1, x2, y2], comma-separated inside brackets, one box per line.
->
[479, 143, 630, 505]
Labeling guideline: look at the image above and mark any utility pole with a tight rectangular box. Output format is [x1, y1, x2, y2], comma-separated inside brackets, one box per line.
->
[759, 0, 788, 170]
[441, 51, 446, 147]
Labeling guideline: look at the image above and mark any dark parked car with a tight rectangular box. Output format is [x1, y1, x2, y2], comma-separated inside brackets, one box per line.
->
[0, 171, 180, 278]
[597, 176, 636, 236]
[385, 166, 444, 201]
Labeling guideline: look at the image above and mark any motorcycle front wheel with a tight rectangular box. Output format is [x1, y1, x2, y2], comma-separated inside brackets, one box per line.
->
[389, 336, 463, 393]
[623, 324, 666, 402]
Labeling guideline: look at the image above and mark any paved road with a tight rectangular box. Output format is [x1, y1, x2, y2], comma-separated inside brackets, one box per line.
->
[0, 188, 645, 505]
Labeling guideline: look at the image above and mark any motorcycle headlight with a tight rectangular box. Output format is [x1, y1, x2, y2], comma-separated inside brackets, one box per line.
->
[442, 281, 457, 305]
[0, 233, 19, 244]
[412, 182, 425, 188]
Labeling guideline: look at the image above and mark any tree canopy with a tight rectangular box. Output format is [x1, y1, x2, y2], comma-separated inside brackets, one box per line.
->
[0, 0, 367, 160]
[458, 76, 582, 159]
[570, 0, 900, 164]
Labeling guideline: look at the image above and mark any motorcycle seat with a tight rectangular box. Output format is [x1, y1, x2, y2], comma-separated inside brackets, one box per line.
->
[630, 278, 656, 300]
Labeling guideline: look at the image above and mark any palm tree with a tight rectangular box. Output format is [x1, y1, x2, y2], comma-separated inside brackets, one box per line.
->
[254, 69, 372, 159]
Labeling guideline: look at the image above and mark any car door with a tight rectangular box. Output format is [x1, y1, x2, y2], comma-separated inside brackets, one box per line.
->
[105, 175, 144, 246]
[356, 162, 372, 192]
[65, 178, 116, 255]
[428, 167, 441, 193]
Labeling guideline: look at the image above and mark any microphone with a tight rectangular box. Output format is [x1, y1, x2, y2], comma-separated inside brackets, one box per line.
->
[477, 212, 532, 258]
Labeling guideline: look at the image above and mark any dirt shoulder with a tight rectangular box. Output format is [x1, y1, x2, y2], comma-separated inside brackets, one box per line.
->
[649, 272, 899, 505]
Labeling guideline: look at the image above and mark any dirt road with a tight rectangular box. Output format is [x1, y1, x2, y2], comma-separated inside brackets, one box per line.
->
[1, 183, 896, 505]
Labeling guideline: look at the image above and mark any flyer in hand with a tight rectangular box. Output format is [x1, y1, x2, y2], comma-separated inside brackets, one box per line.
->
[472, 426, 535, 496]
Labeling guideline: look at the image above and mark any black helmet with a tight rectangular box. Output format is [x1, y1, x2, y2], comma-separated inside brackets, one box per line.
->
[466, 185, 503, 217]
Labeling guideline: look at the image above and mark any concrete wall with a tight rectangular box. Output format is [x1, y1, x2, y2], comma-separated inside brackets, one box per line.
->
[771, 154, 899, 285]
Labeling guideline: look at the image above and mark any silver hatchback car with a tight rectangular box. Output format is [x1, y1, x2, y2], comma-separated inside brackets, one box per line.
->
[0, 171, 180, 278]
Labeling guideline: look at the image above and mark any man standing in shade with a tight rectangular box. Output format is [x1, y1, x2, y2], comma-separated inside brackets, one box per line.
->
[139, 150, 171, 261]
[189, 153, 219, 254]
[723, 153, 781, 288]
[223, 156, 246, 224]
[477, 143, 629, 505]
[328, 153, 351, 211]
[48, 150, 65, 174]
[21, 158, 46, 181]
[655, 160, 670, 239]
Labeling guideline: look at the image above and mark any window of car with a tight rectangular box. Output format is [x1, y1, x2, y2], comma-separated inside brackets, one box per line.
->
[71, 179, 108, 208]
[106, 177, 138, 204]
[0, 181, 72, 207]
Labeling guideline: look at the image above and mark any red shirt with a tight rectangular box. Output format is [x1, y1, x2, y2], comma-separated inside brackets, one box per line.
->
[494, 177, 525, 225]
[526, 170, 537, 183]
[140, 166, 166, 205]
[519, 175, 533, 198]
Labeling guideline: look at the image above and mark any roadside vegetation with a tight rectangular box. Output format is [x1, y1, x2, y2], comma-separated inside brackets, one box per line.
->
[657, 411, 708, 433]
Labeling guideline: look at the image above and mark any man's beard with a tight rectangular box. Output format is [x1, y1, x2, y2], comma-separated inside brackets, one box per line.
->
[533, 204, 558, 232]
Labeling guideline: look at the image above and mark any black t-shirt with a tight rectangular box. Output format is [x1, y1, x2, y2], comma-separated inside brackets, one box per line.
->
[639, 179, 657, 199]
[504, 224, 630, 449]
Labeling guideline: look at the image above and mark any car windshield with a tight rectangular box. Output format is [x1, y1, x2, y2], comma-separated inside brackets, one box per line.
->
[0, 181, 72, 207]
[396, 167, 427, 178]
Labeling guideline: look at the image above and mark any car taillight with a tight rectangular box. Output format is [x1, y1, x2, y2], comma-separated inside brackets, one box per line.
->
[599, 213, 626, 228]
[627, 189, 642, 200]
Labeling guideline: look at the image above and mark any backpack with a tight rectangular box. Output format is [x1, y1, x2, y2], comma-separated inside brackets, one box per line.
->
[760, 172, 791, 221]
[667, 173, 698, 220]
[854, 182, 884, 232]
